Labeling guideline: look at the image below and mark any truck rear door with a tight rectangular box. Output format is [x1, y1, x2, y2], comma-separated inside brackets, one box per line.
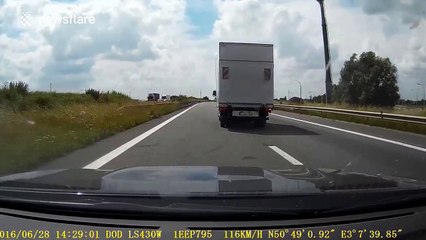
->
[218, 42, 274, 105]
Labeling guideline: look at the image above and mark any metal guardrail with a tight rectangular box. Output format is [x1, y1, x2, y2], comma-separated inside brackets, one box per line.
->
[274, 104, 426, 125]
[116, 100, 207, 111]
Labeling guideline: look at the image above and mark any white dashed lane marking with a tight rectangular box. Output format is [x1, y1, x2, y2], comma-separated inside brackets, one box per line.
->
[268, 146, 303, 165]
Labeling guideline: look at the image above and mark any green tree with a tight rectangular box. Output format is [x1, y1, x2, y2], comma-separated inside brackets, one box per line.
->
[335, 52, 400, 106]
[332, 83, 344, 103]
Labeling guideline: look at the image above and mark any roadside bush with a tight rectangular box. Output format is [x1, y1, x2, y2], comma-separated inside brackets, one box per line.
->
[7, 81, 29, 96]
[0, 82, 29, 112]
[53, 93, 94, 105]
[110, 91, 130, 99]
[148, 110, 157, 119]
[98, 94, 111, 103]
[85, 89, 130, 103]
[35, 96, 54, 109]
[174, 95, 197, 102]
[18, 99, 35, 111]
[0, 88, 5, 104]
[103, 91, 131, 103]
[85, 89, 101, 101]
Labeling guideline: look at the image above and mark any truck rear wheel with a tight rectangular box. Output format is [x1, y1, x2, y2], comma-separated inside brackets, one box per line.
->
[220, 120, 227, 128]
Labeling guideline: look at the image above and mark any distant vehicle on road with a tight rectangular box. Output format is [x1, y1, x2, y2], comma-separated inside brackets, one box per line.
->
[148, 93, 160, 101]
[217, 42, 274, 128]
[160, 95, 171, 101]
[289, 97, 303, 103]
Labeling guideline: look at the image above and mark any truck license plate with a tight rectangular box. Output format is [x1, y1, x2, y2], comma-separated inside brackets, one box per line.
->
[232, 111, 259, 117]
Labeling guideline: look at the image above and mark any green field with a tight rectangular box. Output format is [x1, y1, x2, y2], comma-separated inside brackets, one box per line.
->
[0, 87, 190, 174]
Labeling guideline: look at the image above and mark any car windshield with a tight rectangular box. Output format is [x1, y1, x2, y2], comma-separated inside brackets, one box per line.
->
[0, 0, 425, 204]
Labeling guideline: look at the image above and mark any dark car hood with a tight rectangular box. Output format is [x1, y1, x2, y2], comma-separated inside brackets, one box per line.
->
[0, 166, 423, 195]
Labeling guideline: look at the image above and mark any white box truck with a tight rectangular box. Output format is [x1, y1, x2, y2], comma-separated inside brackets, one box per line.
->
[217, 42, 274, 128]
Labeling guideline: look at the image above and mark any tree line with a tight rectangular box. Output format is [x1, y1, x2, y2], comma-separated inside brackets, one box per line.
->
[332, 51, 400, 106]
[281, 51, 405, 106]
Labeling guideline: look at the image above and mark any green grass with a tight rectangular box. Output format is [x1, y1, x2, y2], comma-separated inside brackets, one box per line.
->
[279, 101, 426, 117]
[284, 108, 426, 135]
[0, 102, 187, 174]
[0, 86, 196, 174]
[0, 88, 138, 112]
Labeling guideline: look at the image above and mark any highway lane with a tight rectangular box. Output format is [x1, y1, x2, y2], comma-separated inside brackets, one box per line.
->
[42, 102, 426, 181]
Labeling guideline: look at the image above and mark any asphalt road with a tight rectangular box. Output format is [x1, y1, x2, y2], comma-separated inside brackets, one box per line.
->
[41, 102, 426, 181]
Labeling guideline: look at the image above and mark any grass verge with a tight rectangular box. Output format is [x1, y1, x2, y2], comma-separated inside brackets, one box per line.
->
[281, 108, 426, 135]
[0, 102, 189, 174]
[277, 102, 426, 117]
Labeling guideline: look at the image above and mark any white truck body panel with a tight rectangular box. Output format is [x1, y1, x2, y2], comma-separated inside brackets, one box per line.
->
[218, 42, 274, 106]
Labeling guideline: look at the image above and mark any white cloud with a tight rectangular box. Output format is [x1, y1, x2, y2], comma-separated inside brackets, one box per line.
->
[0, 0, 425, 100]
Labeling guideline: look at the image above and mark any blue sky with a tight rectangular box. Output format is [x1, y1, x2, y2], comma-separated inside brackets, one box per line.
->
[185, 0, 217, 37]
[339, 0, 359, 8]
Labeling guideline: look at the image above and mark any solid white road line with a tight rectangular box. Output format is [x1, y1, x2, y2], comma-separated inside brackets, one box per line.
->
[268, 146, 303, 165]
[271, 113, 426, 153]
[84, 104, 199, 169]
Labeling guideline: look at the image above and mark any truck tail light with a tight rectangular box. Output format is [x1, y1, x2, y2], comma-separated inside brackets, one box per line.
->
[222, 67, 229, 79]
[264, 68, 271, 81]
[219, 106, 228, 113]
[267, 107, 272, 113]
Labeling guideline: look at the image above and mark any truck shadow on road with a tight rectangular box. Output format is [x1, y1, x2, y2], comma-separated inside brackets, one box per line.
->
[227, 122, 319, 135]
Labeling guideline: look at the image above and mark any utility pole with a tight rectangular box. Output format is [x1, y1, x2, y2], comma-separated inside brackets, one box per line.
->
[295, 80, 302, 103]
[418, 83, 425, 110]
[316, 0, 333, 103]
[49, 82, 52, 92]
